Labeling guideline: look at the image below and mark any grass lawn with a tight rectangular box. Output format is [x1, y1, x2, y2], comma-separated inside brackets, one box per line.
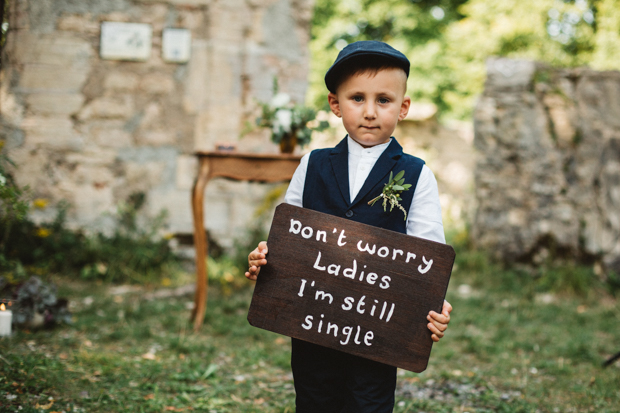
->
[1, 263, 619, 412]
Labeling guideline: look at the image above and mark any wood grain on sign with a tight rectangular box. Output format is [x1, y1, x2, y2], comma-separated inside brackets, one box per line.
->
[248, 203, 455, 373]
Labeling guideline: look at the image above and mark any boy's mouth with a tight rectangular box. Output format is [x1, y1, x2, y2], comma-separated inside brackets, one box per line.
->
[361, 125, 379, 130]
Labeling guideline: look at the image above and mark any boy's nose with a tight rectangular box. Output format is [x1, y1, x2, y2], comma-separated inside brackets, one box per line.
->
[363, 103, 376, 119]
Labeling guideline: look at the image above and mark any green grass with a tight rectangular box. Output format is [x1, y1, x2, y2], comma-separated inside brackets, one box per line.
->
[1, 263, 619, 412]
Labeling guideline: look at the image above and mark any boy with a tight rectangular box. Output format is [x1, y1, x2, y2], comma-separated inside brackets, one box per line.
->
[246, 41, 452, 412]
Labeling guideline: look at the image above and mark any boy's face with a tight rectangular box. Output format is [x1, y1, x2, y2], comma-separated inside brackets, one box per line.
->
[328, 68, 411, 148]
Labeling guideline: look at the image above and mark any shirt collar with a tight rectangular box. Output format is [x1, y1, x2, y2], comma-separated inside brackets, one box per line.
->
[347, 135, 392, 158]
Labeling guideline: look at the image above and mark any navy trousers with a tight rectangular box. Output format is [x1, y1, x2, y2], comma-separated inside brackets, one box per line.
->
[291, 338, 397, 413]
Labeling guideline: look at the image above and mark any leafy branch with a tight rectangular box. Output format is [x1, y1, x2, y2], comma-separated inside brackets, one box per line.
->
[368, 170, 412, 221]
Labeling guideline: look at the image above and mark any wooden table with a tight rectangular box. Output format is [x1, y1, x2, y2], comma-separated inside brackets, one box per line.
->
[190, 151, 302, 331]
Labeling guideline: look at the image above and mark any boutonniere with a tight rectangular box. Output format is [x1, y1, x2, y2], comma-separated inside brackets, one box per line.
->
[368, 170, 412, 220]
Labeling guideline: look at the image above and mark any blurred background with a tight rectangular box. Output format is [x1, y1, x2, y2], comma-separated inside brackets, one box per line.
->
[1, 0, 619, 412]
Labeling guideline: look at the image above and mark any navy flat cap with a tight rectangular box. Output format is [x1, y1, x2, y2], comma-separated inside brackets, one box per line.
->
[325, 40, 410, 93]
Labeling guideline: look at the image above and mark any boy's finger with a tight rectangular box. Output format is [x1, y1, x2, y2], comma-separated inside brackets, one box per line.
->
[248, 258, 267, 268]
[258, 241, 268, 254]
[428, 316, 448, 332]
[427, 322, 445, 338]
[245, 265, 260, 280]
[248, 251, 264, 261]
[433, 321, 448, 333]
[428, 311, 450, 324]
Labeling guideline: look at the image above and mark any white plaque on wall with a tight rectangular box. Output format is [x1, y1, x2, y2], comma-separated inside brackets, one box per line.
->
[100, 22, 152, 61]
[162, 28, 192, 63]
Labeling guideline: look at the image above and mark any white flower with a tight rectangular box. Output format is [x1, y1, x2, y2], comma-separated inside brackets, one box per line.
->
[274, 109, 293, 133]
[270, 93, 291, 108]
[0, 173, 5, 186]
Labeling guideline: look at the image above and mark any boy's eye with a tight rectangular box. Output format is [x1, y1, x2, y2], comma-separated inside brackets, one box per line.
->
[353, 96, 363, 102]
[378, 98, 390, 104]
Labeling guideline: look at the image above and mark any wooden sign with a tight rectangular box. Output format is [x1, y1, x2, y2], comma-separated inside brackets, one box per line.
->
[248, 203, 455, 372]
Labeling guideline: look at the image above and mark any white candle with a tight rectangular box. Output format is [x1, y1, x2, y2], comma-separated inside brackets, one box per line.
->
[0, 304, 12, 337]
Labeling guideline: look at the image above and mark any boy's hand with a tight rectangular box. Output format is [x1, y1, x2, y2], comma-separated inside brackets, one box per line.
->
[427, 300, 452, 342]
[245, 241, 268, 281]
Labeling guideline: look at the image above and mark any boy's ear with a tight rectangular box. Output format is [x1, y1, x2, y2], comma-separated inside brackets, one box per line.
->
[398, 96, 411, 122]
[328, 93, 342, 118]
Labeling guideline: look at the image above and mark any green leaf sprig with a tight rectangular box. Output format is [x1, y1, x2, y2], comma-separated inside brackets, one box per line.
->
[368, 170, 412, 220]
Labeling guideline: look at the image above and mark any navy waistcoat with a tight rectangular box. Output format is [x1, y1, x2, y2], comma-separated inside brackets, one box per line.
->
[302, 137, 425, 234]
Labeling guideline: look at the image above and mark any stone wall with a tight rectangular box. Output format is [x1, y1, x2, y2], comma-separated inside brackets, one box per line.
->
[1, 0, 314, 250]
[473, 58, 620, 271]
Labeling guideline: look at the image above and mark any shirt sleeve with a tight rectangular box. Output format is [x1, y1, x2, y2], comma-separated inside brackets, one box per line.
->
[407, 165, 445, 244]
[283, 152, 310, 208]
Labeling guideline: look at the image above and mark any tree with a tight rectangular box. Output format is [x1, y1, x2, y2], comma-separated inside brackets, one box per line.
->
[309, 0, 468, 113]
[309, 0, 619, 119]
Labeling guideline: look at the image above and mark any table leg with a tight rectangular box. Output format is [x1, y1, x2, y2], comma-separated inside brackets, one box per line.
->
[191, 159, 211, 331]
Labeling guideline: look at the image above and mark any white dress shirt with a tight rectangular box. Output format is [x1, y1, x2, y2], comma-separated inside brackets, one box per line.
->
[284, 136, 445, 243]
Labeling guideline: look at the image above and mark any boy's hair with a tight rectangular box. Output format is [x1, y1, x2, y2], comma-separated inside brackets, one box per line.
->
[324, 40, 410, 93]
[327, 54, 408, 94]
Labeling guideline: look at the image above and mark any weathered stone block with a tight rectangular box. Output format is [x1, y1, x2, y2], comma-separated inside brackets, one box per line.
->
[77, 95, 135, 121]
[91, 125, 134, 148]
[136, 0, 213, 6]
[208, 0, 251, 42]
[65, 149, 117, 167]
[139, 73, 176, 94]
[70, 164, 115, 187]
[57, 13, 99, 34]
[0, 74, 25, 126]
[178, 9, 206, 31]
[147, 188, 193, 233]
[63, 183, 115, 229]
[139, 102, 162, 130]
[13, 32, 93, 66]
[20, 65, 90, 93]
[25, 93, 85, 115]
[183, 39, 209, 114]
[175, 155, 197, 190]
[263, 0, 303, 62]
[125, 161, 167, 188]
[4, 146, 51, 191]
[485, 58, 536, 92]
[21, 116, 84, 151]
[137, 131, 176, 146]
[104, 72, 140, 91]
[99, 12, 132, 23]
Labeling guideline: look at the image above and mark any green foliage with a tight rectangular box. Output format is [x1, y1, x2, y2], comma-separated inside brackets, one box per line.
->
[77, 195, 178, 284]
[0, 148, 180, 283]
[309, 0, 620, 119]
[0, 0, 8, 71]
[1, 192, 179, 284]
[0, 142, 30, 258]
[207, 256, 247, 296]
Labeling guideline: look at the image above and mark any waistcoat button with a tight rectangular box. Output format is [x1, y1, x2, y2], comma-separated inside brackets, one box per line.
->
[345, 210, 354, 218]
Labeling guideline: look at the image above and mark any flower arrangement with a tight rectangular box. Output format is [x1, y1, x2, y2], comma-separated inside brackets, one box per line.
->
[256, 83, 328, 152]
[368, 170, 412, 220]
